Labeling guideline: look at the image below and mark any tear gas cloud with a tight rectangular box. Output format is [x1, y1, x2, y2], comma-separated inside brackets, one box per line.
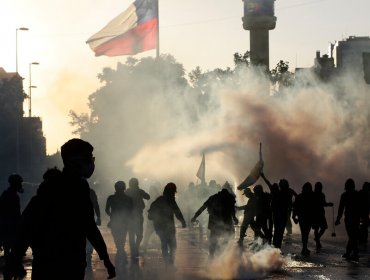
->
[82, 58, 370, 204]
[205, 239, 285, 279]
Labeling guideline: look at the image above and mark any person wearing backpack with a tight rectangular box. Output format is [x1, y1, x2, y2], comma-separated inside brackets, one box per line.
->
[148, 183, 186, 267]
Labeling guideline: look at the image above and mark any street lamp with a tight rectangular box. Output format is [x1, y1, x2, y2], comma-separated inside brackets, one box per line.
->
[16, 27, 29, 73]
[28, 62, 39, 117]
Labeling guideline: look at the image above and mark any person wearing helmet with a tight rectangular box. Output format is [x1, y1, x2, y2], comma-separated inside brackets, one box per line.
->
[105, 181, 133, 262]
[0, 174, 24, 260]
[148, 182, 186, 267]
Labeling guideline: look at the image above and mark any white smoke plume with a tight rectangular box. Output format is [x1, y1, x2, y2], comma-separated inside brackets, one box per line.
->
[204, 239, 285, 279]
[125, 66, 370, 201]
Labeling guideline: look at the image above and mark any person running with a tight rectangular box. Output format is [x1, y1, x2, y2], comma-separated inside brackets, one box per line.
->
[105, 181, 133, 262]
[261, 173, 294, 249]
[253, 184, 273, 244]
[237, 187, 259, 246]
[293, 182, 315, 256]
[312, 182, 333, 251]
[148, 183, 186, 267]
[335, 178, 361, 262]
[191, 187, 238, 258]
[4, 139, 115, 280]
[126, 177, 150, 259]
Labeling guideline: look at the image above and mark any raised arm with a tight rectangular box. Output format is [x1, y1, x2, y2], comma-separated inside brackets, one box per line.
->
[260, 172, 273, 190]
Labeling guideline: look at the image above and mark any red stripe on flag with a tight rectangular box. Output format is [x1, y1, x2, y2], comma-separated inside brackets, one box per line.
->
[94, 18, 158, 56]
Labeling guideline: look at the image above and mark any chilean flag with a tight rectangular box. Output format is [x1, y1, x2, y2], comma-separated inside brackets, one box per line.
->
[86, 0, 158, 56]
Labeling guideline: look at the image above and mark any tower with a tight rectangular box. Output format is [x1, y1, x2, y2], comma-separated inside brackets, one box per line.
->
[242, 0, 277, 70]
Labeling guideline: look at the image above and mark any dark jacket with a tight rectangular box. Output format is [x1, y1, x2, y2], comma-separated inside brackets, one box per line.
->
[195, 189, 236, 231]
[105, 191, 133, 226]
[125, 186, 150, 216]
[12, 168, 109, 267]
[148, 195, 185, 234]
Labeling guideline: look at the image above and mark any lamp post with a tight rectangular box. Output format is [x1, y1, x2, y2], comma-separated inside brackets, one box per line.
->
[15, 27, 29, 173]
[28, 62, 39, 117]
[16, 27, 29, 73]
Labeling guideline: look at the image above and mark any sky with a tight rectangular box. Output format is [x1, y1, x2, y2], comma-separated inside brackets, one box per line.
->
[1, 0, 370, 154]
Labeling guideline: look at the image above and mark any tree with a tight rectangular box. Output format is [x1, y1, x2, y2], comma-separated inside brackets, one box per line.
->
[270, 60, 294, 92]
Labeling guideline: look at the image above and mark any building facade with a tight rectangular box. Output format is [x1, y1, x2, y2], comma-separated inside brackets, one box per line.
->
[331, 36, 370, 74]
[0, 67, 46, 190]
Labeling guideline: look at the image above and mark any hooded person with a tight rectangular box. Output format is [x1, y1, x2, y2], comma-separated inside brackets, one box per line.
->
[4, 138, 115, 280]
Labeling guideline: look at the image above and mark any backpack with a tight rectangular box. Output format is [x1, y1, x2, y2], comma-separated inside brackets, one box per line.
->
[148, 197, 161, 221]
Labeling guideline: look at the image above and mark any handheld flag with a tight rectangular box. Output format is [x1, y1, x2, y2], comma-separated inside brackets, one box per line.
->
[196, 153, 206, 184]
[86, 0, 158, 56]
[237, 143, 264, 190]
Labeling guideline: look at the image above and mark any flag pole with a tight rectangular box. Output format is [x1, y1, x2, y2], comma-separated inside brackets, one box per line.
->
[156, 0, 160, 59]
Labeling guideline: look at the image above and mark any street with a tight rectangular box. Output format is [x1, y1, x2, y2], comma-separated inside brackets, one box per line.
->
[2, 223, 369, 280]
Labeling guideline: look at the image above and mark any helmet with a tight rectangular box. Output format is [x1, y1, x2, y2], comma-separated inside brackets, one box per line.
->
[163, 182, 177, 196]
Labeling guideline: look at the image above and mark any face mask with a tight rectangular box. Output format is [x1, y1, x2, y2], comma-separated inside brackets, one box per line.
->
[82, 162, 95, 179]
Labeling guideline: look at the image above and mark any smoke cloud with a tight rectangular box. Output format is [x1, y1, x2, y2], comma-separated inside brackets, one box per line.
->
[79, 57, 370, 205]
[205, 239, 285, 279]
[126, 69, 370, 198]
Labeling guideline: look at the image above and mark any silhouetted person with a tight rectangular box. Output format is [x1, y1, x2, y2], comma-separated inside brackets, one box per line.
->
[126, 177, 150, 259]
[285, 186, 297, 236]
[335, 178, 361, 262]
[358, 182, 370, 245]
[312, 182, 333, 251]
[254, 184, 273, 244]
[191, 187, 238, 258]
[148, 183, 186, 266]
[293, 182, 315, 256]
[237, 187, 259, 246]
[261, 173, 293, 249]
[0, 174, 24, 261]
[4, 139, 115, 280]
[105, 181, 133, 261]
[142, 183, 161, 252]
[86, 187, 102, 268]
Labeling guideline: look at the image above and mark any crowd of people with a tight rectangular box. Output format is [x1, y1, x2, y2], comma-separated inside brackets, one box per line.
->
[0, 138, 369, 279]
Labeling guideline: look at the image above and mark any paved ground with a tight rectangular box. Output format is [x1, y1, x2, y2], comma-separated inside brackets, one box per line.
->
[1, 224, 370, 280]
